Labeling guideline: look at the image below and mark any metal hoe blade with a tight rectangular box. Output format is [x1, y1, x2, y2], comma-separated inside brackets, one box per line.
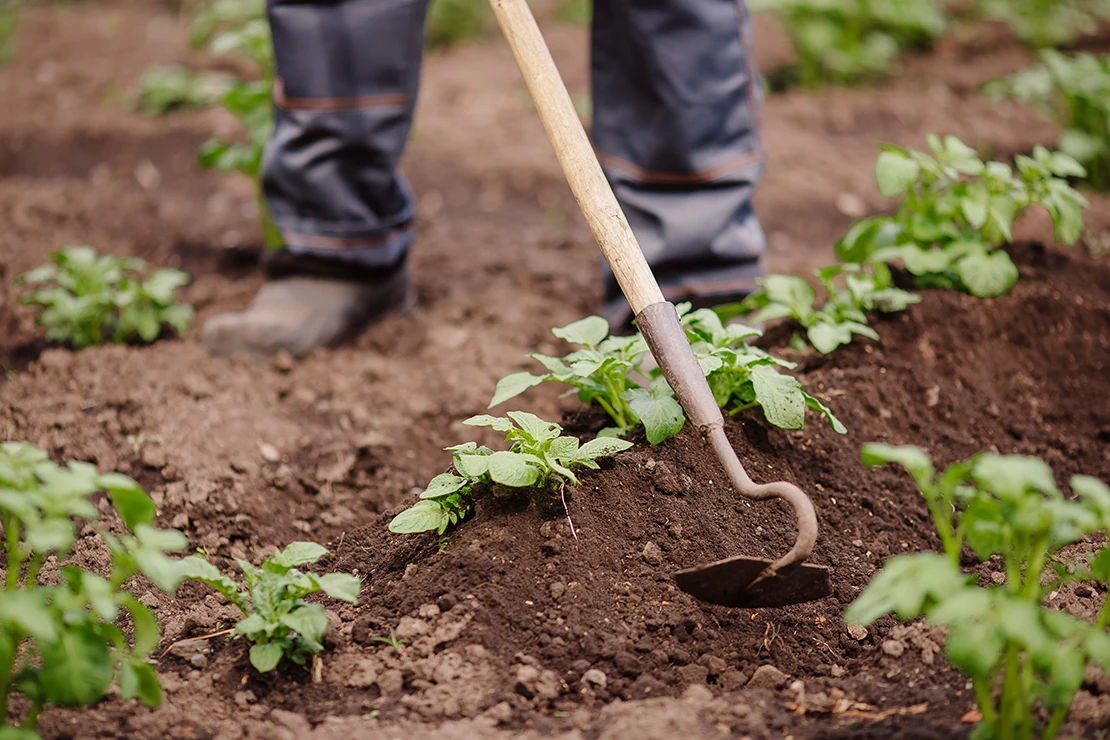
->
[636, 303, 834, 608]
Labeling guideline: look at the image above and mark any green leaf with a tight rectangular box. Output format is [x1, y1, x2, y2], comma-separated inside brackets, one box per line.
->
[845, 553, 963, 625]
[389, 500, 450, 534]
[486, 451, 542, 487]
[270, 541, 329, 568]
[454, 453, 490, 478]
[420, 473, 468, 499]
[25, 518, 75, 552]
[945, 619, 1005, 680]
[860, 444, 935, 489]
[0, 726, 45, 739]
[1044, 647, 1085, 709]
[808, 321, 854, 355]
[506, 411, 561, 444]
[170, 556, 245, 605]
[134, 550, 193, 592]
[749, 365, 805, 430]
[899, 245, 955, 276]
[135, 525, 188, 552]
[552, 316, 610, 348]
[314, 573, 361, 604]
[236, 613, 269, 638]
[1073, 475, 1110, 516]
[37, 623, 115, 706]
[972, 453, 1059, 500]
[623, 387, 685, 445]
[101, 473, 155, 531]
[956, 249, 1019, 298]
[575, 437, 634, 461]
[875, 150, 921, 197]
[281, 604, 328, 644]
[802, 392, 846, 434]
[119, 659, 162, 708]
[463, 414, 514, 432]
[249, 642, 285, 672]
[0, 590, 58, 641]
[81, 572, 118, 621]
[120, 594, 162, 655]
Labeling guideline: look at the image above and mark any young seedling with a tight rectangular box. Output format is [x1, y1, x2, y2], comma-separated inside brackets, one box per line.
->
[136, 66, 234, 116]
[388, 411, 633, 535]
[837, 136, 1088, 298]
[490, 316, 676, 441]
[491, 312, 843, 444]
[371, 627, 407, 654]
[978, 0, 1110, 49]
[18, 246, 193, 348]
[986, 51, 1110, 191]
[749, 0, 946, 88]
[727, 263, 919, 355]
[174, 542, 360, 673]
[846, 446, 1110, 740]
[0, 443, 196, 736]
[679, 306, 846, 433]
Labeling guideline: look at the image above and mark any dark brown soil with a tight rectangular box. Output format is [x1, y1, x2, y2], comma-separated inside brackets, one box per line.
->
[1, 2, 1109, 739]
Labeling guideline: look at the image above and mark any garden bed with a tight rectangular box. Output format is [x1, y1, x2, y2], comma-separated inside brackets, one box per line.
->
[1, 2, 1109, 739]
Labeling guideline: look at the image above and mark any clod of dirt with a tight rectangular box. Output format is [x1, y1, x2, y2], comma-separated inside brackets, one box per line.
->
[514, 664, 562, 701]
[747, 664, 789, 690]
[846, 624, 868, 641]
[641, 541, 663, 565]
[882, 639, 906, 658]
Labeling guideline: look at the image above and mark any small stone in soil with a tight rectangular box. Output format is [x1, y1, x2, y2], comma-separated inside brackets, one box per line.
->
[550, 581, 566, 600]
[746, 664, 789, 690]
[189, 653, 208, 669]
[258, 442, 281, 463]
[642, 541, 663, 566]
[582, 668, 608, 689]
[847, 624, 868, 641]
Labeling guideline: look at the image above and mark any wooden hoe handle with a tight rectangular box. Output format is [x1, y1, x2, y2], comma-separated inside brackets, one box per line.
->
[487, 0, 664, 314]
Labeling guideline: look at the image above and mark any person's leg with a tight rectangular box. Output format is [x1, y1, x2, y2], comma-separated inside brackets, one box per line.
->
[203, 0, 428, 358]
[590, 0, 766, 329]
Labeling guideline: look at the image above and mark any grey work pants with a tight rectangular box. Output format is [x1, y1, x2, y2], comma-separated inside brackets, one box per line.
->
[263, 0, 767, 303]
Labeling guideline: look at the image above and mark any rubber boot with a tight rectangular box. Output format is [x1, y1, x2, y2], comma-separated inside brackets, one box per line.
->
[201, 264, 413, 359]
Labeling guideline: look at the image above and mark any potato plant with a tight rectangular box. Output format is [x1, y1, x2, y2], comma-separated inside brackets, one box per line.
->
[175, 543, 360, 672]
[0, 443, 196, 738]
[491, 312, 842, 445]
[18, 246, 193, 348]
[389, 412, 632, 535]
[837, 136, 1088, 298]
[847, 446, 1110, 740]
[136, 65, 233, 116]
[724, 263, 919, 355]
[986, 51, 1110, 190]
[978, 0, 1110, 48]
[750, 0, 946, 88]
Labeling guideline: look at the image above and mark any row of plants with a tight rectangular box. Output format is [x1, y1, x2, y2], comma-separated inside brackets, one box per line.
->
[0, 441, 361, 737]
[754, 0, 1110, 89]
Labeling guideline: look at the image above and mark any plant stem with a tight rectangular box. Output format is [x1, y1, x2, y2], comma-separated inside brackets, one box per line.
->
[972, 677, 997, 725]
[4, 514, 22, 591]
[23, 552, 42, 588]
[998, 643, 1021, 740]
[23, 699, 42, 730]
[1097, 592, 1110, 630]
[1042, 706, 1068, 740]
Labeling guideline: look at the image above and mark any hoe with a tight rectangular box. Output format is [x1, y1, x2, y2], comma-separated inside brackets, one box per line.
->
[489, 0, 832, 608]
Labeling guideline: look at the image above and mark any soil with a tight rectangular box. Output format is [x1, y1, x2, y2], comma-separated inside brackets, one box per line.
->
[0, 2, 1108, 739]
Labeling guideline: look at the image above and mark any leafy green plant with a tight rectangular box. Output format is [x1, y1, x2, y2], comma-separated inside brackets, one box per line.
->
[681, 306, 846, 432]
[725, 263, 919, 354]
[846, 445, 1110, 740]
[837, 136, 1088, 298]
[188, 0, 281, 249]
[388, 412, 633, 535]
[978, 0, 1110, 49]
[136, 65, 233, 116]
[750, 0, 946, 88]
[175, 542, 360, 672]
[426, 0, 489, 47]
[491, 312, 843, 444]
[0, 442, 196, 737]
[18, 246, 193, 348]
[986, 51, 1110, 190]
[0, 0, 17, 67]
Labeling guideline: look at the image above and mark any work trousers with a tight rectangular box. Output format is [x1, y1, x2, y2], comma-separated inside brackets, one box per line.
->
[263, 0, 767, 302]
